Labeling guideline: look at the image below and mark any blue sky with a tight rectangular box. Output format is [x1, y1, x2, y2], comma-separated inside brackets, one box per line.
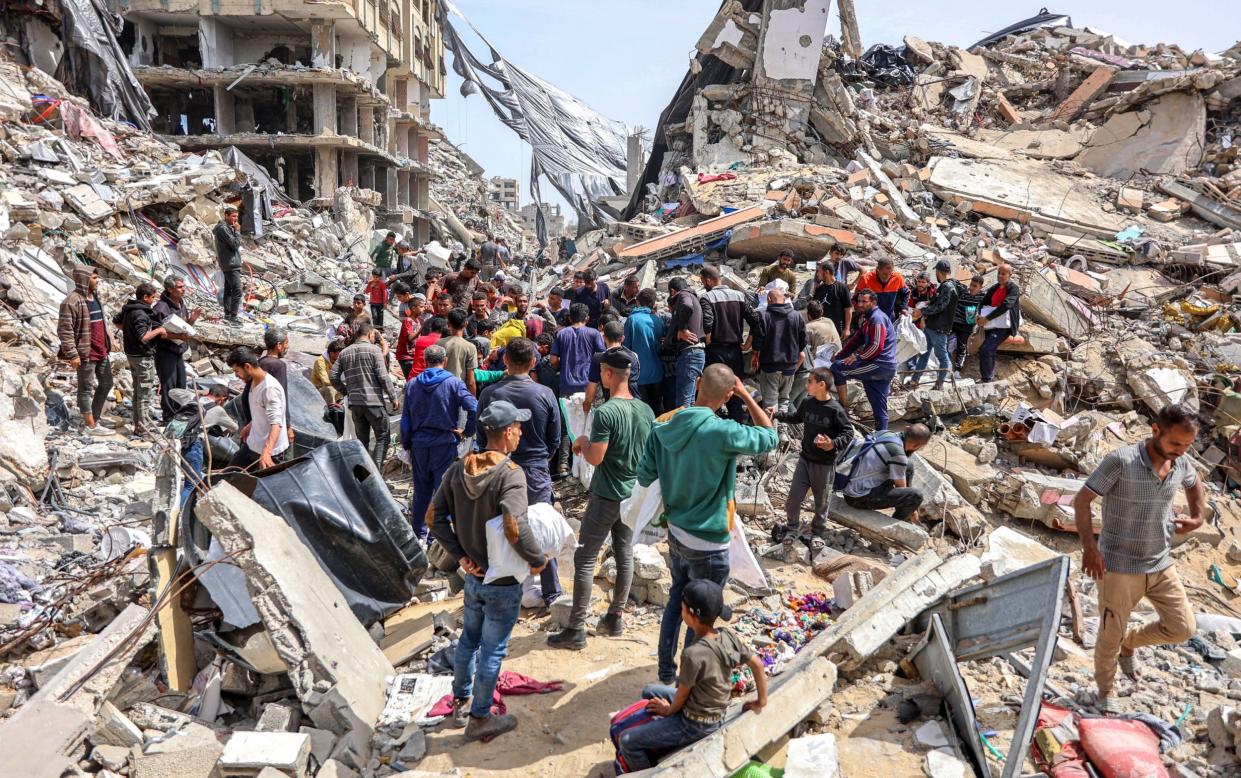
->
[430, 1, 1235, 217]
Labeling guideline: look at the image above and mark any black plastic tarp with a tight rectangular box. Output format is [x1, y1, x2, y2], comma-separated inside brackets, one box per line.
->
[187, 439, 427, 625]
[968, 9, 1073, 51]
[836, 44, 915, 87]
[58, 0, 156, 130]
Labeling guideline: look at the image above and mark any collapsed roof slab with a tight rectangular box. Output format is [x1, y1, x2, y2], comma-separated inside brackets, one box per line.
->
[134, 65, 391, 108]
[725, 219, 862, 262]
[1076, 91, 1207, 179]
[165, 132, 417, 171]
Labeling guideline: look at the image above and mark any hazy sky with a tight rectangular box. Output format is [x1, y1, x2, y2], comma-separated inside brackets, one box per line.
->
[429, 1, 1235, 216]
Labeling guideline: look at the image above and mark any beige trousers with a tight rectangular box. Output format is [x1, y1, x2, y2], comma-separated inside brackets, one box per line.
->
[1094, 566, 1195, 695]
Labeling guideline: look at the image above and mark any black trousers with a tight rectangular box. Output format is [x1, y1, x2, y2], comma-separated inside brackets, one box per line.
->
[706, 342, 746, 422]
[951, 325, 974, 370]
[352, 404, 391, 467]
[844, 480, 923, 522]
[638, 382, 665, 416]
[370, 303, 385, 328]
[155, 349, 186, 422]
[222, 270, 243, 318]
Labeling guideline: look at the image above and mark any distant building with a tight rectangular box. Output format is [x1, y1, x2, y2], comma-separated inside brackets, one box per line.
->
[519, 202, 565, 238]
[487, 177, 519, 211]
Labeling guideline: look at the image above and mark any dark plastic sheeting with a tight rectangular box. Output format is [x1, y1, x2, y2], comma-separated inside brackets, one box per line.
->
[188, 439, 426, 625]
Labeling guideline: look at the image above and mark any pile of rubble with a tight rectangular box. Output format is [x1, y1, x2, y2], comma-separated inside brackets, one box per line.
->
[427, 139, 528, 253]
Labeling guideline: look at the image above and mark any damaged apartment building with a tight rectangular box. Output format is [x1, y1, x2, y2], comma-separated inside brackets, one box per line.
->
[117, 0, 444, 240]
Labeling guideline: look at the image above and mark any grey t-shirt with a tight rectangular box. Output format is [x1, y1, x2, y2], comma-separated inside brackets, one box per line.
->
[678, 627, 752, 722]
[1083, 442, 1198, 574]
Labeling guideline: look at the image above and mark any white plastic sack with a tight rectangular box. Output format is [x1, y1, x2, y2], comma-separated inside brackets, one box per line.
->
[728, 520, 767, 590]
[483, 502, 576, 584]
[621, 480, 667, 545]
[894, 312, 926, 364]
[562, 393, 595, 489]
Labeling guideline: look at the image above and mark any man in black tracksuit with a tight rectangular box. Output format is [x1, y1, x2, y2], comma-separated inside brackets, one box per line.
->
[214, 206, 243, 323]
[752, 287, 806, 415]
[912, 259, 960, 391]
[700, 264, 764, 420]
[774, 366, 853, 545]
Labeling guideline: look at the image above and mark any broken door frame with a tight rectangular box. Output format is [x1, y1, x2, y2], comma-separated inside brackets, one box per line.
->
[910, 556, 1070, 777]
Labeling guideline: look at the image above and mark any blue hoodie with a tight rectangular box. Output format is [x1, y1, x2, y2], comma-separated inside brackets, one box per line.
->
[400, 367, 477, 449]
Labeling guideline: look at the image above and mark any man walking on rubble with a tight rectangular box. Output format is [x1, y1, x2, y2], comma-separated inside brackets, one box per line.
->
[152, 276, 202, 423]
[753, 285, 805, 415]
[549, 350, 655, 650]
[401, 344, 477, 543]
[853, 257, 908, 320]
[58, 266, 113, 432]
[977, 263, 1022, 384]
[700, 264, 763, 422]
[636, 363, 778, 685]
[830, 289, 898, 430]
[910, 259, 959, 391]
[431, 400, 547, 742]
[331, 322, 399, 467]
[1074, 403, 1204, 714]
[842, 423, 931, 525]
[117, 282, 168, 436]
[215, 205, 244, 324]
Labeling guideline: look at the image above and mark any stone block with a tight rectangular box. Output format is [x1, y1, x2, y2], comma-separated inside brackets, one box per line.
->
[316, 760, 358, 778]
[218, 731, 311, 777]
[257, 700, 302, 733]
[980, 526, 1061, 579]
[132, 722, 223, 778]
[632, 544, 669, 581]
[784, 733, 838, 778]
[90, 701, 144, 748]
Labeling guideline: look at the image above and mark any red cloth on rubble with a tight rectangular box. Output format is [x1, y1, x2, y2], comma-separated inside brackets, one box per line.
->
[427, 671, 564, 717]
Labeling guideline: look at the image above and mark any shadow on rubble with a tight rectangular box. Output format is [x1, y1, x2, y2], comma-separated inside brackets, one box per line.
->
[423, 657, 657, 771]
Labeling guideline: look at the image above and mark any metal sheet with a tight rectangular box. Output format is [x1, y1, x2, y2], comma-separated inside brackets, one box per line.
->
[912, 612, 992, 777]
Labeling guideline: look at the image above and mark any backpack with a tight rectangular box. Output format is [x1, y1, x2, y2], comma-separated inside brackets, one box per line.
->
[833, 431, 901, 491]
[610, 699, 660, 774]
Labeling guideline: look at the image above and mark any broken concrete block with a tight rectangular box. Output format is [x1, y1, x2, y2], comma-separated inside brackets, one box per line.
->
[218, 731, 311, 777]
[195, 484, 394, 734]
[63, 184, 115, 222]
[316, 760, 358, 778]
[980, 526, 1061, 580]
[91, 700, 145, 748]
[1078, 93, 1206, 180]
[784, 732, 838, 778]
[1219, 649, 1241, 679]
[917, 440, 997, 504]
[925, 749, 970, 778]
[828, 499, 929, 551]
[1206, 706, 1238, 749]
[1047, 66, 1117, 123]
[1117, 187, 1144, 213]
[133, 722, 224, 778]
[91, 744, 130, 772]
[632, 544, 669, 581]
[257, 700, 302, 732]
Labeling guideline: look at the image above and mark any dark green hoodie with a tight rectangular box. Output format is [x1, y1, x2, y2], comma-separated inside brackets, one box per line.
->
[636, 406, 778, 544]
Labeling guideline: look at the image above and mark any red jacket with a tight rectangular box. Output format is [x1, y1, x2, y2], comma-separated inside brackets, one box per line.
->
[395, 315, 421, 362]
[407, 333, 442, 378]
[365, 279, 390, 305]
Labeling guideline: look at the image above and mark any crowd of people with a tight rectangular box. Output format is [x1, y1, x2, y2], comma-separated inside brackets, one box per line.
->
[56, 230, 1037, 761]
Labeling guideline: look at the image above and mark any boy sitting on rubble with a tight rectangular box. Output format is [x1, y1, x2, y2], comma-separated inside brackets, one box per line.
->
[618, 580, 767, 770]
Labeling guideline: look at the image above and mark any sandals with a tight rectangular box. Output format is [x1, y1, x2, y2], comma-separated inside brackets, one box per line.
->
[1118, 653, 1140, 682]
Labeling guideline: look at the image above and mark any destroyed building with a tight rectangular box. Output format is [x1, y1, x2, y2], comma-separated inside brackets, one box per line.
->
[119, 0, 446, 240]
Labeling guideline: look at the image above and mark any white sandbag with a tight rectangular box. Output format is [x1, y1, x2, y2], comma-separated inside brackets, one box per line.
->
[561, 393, 595, 489]
[621, 480, 667, 546]
[728, 520, 767, 590]
[483, 502, 576, 584]
[894, 312, 926, 364]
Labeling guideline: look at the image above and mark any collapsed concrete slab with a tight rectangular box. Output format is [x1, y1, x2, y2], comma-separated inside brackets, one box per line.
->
[1077, 92, 1207, 179]
[194, 483, 394, 736]
[725, 219, 861, 262]
[828, 500, 929, 551]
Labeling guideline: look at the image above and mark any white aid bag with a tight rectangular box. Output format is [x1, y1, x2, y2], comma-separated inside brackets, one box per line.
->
[620, 479, 666, 545]
[561, 393, 595, 489]
[894, 312, 927, 364]
[483, 502, 576, 584]
[728, 521, 768, 590]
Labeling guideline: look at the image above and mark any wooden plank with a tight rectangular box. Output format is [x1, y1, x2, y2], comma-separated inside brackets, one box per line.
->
[151, 548, 197, 692]
[380, 601, 461, 666]
[615, 205, 766, 261]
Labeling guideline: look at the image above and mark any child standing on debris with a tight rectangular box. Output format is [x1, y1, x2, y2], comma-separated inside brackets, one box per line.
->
[365, 269, 390, 329]
[617, 580, 768, 771]
[431, 400, 547, 742]
[951, 274, 985, 375]
[117, 282, 168, 436]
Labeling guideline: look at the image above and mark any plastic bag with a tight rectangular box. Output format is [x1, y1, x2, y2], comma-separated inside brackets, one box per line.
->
[621, 480, 667, 545]
[728, 520, 767, 589]
[561, 393, 595, 489]
[894, 312, 926, 364]
[483, 502, 576, 584]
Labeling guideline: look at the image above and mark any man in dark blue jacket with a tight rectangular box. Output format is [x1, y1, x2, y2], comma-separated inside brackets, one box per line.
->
[477, 337, 564, 605]
[400, 344, 477, 541]
[752, 287, 806, 414]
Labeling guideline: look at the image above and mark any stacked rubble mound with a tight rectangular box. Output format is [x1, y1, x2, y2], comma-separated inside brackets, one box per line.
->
[427, 139, 528, 252]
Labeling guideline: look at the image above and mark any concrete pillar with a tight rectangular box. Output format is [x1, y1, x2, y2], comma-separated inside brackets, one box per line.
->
[342, 151, 359, 188]
[315, 147, 338, 199]
[285, 93, 298, 133]
[287, 157, 300, 200]
[310, 21, 336, 68]
[339, 96, 359, 137]
[199, 19, 235, 69]
[312, 84, 337, 135]
[416, 132, 428, 165]
[358, 106, 375, 145]
[235, 101, 256, 133]
[394, 78, 408, 113]
[627, 131, 644, 194]
[212, 86, 236, 135]
[384, 166, 398, 209]
[397, 170, 411, 206]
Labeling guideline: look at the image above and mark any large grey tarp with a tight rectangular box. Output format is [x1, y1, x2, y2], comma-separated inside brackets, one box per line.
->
[58, 0, 156, 130]
[224, 146, 296, 205]
[438, 1, 630, 230]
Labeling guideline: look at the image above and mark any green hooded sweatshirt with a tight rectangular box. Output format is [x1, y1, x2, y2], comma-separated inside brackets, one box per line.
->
[635, 406, 778, 544]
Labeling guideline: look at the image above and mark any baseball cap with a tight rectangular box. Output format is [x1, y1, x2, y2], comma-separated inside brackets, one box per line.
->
[934, 259, 952, 272]
[598, 348, 635, 370]
[410, 292, 427, 302]
[683, 579, 731, 623]
[478, 400, 531, 430]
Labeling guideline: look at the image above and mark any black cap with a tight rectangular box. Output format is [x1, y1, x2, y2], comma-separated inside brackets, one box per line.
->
[683, 579, 731, 623]
[598, 348, 635, 370]
[934, 259, 952, 272]
[478, 400, 531, 430]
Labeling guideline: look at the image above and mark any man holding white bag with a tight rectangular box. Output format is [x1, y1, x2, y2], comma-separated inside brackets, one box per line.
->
[430, 400, 547, 743]
[977, 263, 1022, 384]
[549, 350, 655, 650]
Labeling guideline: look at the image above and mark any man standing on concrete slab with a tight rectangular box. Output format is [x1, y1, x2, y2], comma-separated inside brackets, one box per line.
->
[758, 249, 797, 289]
[550, 350, 655, 650]
[842, 424, 930, 523]
[226, 347, 288, 470]
[664, 277, 707, 410]
[911, 259, 959, 391]
[477, 337, 565, 606]
[401, 344, 477, 543]
[977, 263, 1022, 383]
[117, 283, 167, 436]
[623, 289, 667, 416]
[58, 266, 113, 432]
[636, 363, 778, 684]
[700, 264, 763, 422]
[1074, 403, 1203, 715]
[478, 234, 500, 278]
[753, 286, 805, 415]
[214, 205, 244, 323]
[331, 322, 399, 467]
[152, 276, 202, 422]
[431, 400, 546, 742]
[831, 289, 898, 430]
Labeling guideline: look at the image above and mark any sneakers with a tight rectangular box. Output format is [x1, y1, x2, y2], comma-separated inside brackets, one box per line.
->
[464, 712, 518, 742]
[596, 612, 623, 637]
[444, 698, 471, 729]
[547, 627, 587, 650]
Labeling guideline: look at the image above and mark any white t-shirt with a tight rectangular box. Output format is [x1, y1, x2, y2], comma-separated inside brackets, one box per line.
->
[246, 374, 289, 456]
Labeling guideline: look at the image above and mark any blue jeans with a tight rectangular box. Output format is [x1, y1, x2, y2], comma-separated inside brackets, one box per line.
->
[674, 348, 706, 409]
[522, 462, 563, 603]
[178, 439, 204, 508]
[618, 683, 721, 770]
[979, 329, 1008, 382]
[410, 442, 459, 540]
[914, 329, 952, 384]
[658, 535, 730, 683]
[454, 574, 523, 719]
